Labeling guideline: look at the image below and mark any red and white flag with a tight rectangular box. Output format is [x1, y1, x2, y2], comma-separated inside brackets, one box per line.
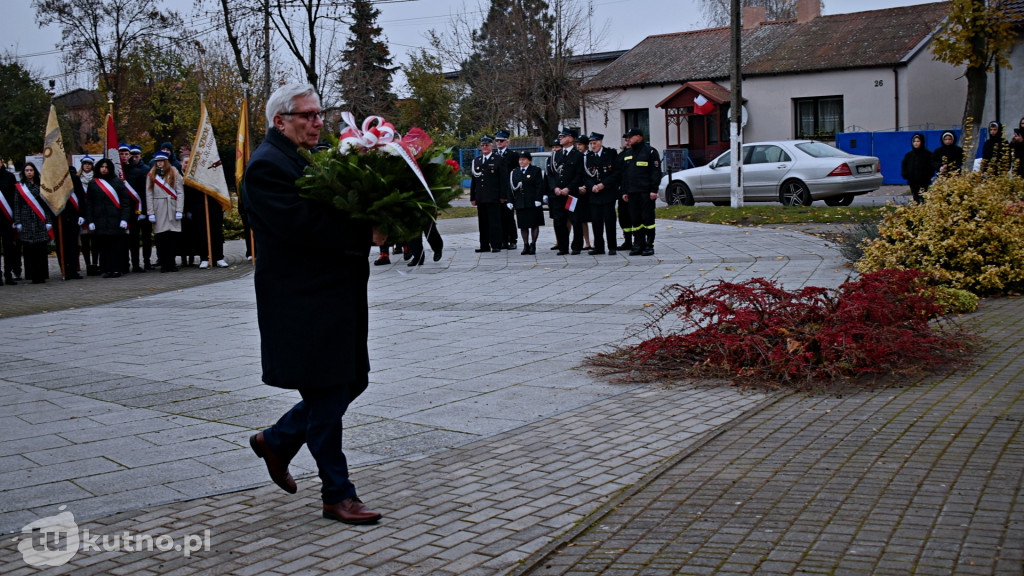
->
[565, 196, 578, 212]
[693, 94, 715, 115]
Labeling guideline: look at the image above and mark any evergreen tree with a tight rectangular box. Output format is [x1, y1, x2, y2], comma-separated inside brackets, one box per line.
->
[337, 0, 397, 121]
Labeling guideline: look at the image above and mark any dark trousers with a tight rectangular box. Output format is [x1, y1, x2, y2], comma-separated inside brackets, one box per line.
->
[627, 193, 656, 247]
[617, 197, 633, 246]
[240, 211, 252, 258]
[59, 222, 81, 274]
[126, 217, 142, 270]
[97, 234, 125, 274]
[408, 222, 443, 258]
[567, 200, 584, 252]
[551, 204, 569, 252]
[155, 231, 178, 271]
[80, 233, 97, 268]
[477, 203, 503, 250]
[139, 219, 153, 264]
[501, 204, 517, 245]
[1, 224, 20, 279]
[22, 241, 49, 282]
[910, 184, 927, 204]
[262, 384, 367, 505]
[589, 202, 617, 251]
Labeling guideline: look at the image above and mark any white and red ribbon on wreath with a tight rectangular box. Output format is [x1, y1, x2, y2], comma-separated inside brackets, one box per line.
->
[15, 183, 53, 240]
[338, 112, 437, 203]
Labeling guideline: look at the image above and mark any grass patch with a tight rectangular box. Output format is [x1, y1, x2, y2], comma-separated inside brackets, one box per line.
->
[438, 206, 477, 219]
[656, 204, 888, 226]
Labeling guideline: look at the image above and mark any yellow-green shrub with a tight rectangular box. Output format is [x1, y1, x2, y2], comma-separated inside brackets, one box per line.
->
[857, 170, 1024, 295]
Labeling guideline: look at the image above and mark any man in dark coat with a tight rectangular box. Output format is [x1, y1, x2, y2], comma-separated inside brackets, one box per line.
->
[551, 128, 585, 255]
[243, 83, 383, 525]
[128, 145, 154, 269]
[619, 128, 662, 256]
[469, 135, 508, 253]
[0, 160, 20, 284]
[583, 132, 619, 255]
[494, 130, 519, 250]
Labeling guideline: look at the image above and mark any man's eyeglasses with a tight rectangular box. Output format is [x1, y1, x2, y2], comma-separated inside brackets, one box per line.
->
[282, 110, 323, 122]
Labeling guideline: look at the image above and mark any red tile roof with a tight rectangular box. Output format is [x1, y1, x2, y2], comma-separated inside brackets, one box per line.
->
[584, 2, 951, 90]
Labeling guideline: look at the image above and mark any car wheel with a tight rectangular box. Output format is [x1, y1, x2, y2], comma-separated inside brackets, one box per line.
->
[824, 196, 843, 207]
[667, 181, 694, 206]
[712, 200, 730, 207]
[781, 180, 811, 207]
[837, 194, 855, 206]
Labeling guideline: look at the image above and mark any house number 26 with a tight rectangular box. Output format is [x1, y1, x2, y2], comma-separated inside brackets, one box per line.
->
[874, 80, 884, 87]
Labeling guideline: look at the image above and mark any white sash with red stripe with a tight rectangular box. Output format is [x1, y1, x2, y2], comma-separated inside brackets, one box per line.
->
[0, 191, 12, 220]
[154, 175, 177, 200]
[68, 191, 79, 211]
[95, 179, 121, 209]
[124, 179, 142, 210]
[16, 183, 47, 224]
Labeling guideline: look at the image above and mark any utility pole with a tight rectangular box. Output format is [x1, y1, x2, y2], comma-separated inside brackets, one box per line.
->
[729, 0, 743, 208]
[264, 0, 272, 101]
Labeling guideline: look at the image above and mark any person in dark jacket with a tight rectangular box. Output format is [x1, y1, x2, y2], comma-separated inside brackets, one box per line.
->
[86, 158, 131, 278]
[901, 133, 933, 203]
[618, 128, 662, 256]
[243, 83, 384, 525]
[0, 160, 20, 285]
[469, 135, 509, 253]
[583, 132, 619, 254]
[494, 130, 519, 250]
[551, 128, 585, 255]
[932, 130, 965, 177]
[127, 144, 154, 269]
[60, 167, 85, 279]
[510, 151, 545, 254]
[12, 163, 52, 283]
[981, 121, 1009, 174]
[1011, 116, 1024, 178]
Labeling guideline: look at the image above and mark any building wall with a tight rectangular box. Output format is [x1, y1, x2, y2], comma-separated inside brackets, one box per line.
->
[903, 46, 968, 131]
[984, 36, 1024, 132]
[583, 85, 686, 149]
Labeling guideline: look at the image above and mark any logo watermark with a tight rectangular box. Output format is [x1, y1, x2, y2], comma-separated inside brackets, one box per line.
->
[13, 505, 211, 567]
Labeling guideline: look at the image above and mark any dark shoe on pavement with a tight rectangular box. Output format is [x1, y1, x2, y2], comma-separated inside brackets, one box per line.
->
[132, 265, 145, 273]
[144, 262, 156, 271]
[373, 254, 391, 266]
[588, 248, 605, 255]
[570, 250, 581, 255]
[491, 248, 502, 253]
[556, 250, 568, 255]
[608, 249, 617, 255]
[550, 245, 560, 250]
[249, 432, 297, 494]
[322, 497, 382, 525]
[617, 243, 632, 251]
[629, 246, 644, 256]
[474, 247, 489, 253]
[641, 247, 655, 256]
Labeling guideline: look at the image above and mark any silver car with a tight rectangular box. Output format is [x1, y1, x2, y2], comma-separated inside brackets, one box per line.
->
[658, 140, 883, 206]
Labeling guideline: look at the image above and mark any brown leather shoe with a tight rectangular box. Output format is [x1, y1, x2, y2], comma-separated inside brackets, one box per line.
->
[322, 497, 382, 525]
[249, 432, 297, 494]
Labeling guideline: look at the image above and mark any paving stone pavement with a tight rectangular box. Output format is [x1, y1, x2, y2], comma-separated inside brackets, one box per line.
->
[3, 216, 1015, 575]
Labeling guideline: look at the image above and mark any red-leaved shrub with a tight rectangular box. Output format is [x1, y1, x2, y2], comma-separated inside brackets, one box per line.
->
[588, 269, 974, 391]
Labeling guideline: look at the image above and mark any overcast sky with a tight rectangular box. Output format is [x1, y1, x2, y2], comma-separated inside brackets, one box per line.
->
[4, 0, 937, 94]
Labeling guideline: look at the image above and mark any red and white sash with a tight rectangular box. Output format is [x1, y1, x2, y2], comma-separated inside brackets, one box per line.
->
[124, 180, 142, 210]
[94, 179, 121, 208]
[68, 191, 80, 211]
[0, 191, 12, 220]
[15, 183, 52, 240]
[154, 175, 177, 200]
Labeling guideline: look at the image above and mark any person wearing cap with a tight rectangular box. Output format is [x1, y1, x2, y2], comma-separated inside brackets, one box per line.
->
[77, 155, 100, 275]
[128, 145, 155, 269]
[574, 134, 594, 251]
[118, 143, 147, 273]
[583, 132, 619, 255]
[146, 151, 185, 273]
[85, 158, 131, 278]
[619, 128, 661, 256]
[615, 133, 635, 251]
[545, 138, 564, 251]
[980, 122, 1008, 174]
[470, 135, 509, 253]
[494, 131, 519, 250]
[158, 141, 183, 173]
[551, 128, 585, 255]
[932, 131, 964, 177]
[509, 150, 545, 254]
[59, 165, 85, 280]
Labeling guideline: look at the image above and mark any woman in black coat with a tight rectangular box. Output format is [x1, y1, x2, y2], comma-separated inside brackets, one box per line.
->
[901, 133, 933, 203]
[86, 158, 131, 277]
[12, 163, 52, 284]
[510, 151, 545, 254]
[932, 131, 965, 177]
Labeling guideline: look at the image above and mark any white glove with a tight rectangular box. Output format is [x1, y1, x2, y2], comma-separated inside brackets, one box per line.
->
[542, 195, 548, 203]
[507, 202, 514, 210]
[88, 223, 95, 231]
[45, 224, 52, 231]
[148, 214, 157, 223]
[138, 214, 146, 221]
[119, 220, 128, 229]
[175, 212, 183, 220]
[78, 217, 84, 226]
[15, 224, 22, 231]
[534, 201, 541, 207]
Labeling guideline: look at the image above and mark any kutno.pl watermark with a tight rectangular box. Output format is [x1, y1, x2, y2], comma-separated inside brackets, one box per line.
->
[13, 505, 211, 568]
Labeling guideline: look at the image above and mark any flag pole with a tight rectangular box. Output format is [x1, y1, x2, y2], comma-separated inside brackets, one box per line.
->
[204, 198, 212, 267]
[57, 217, 66, 280]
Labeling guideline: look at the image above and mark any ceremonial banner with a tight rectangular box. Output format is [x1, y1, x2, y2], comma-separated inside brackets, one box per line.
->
[105, 113, 125, 180]
[185, 102, 231, 211]
[235, 98, 250, 191]
[41, 105, 73, 215]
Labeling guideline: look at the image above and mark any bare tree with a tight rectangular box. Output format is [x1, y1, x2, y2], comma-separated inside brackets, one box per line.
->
[33, 0, 182, 111]
[698, 0, 801, 27]
[267, 0, 347, 106]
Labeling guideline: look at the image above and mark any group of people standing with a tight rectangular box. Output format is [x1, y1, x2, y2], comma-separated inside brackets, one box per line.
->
[0, 142, 230, 285]
[901, 118, 1024, 204]
[470, 126, 662, 257]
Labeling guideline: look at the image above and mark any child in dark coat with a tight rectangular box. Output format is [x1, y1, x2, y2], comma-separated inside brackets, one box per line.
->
[901, 133, 933, 203]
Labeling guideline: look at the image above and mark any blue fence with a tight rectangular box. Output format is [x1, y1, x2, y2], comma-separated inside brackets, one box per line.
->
[836, 129, 988, 185]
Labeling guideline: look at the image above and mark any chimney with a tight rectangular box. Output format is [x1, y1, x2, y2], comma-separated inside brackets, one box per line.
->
[797, 0, 821, 23]
[743, 6, 767, 29]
